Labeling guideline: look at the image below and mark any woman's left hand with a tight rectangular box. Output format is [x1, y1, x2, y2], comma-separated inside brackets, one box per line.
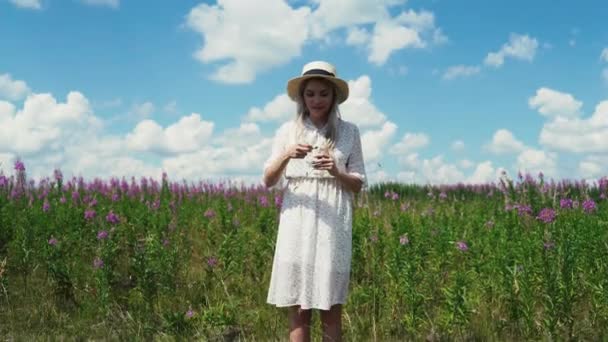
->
[312, 153, 339, 176]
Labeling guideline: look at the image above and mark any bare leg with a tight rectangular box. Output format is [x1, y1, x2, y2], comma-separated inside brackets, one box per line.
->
[320, 304, 342, 342]
[288, 306, 312, 342]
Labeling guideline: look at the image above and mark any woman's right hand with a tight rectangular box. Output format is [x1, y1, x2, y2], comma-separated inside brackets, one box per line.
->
[284, 144, 313, 159]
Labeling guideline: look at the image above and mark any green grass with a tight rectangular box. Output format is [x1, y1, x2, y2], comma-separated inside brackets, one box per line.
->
[0, 174, 607, 340]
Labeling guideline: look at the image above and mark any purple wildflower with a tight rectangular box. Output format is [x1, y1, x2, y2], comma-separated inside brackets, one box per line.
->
[536, 208, 557, 224]
[258, 195, 269, 207]
[439, 192, 448, 200]
[207, 257, 218, 268]
[456, 241, 469, 252]
[560, 198, 573, 209]
[391, 192, 399, 201]
[14, 160, 25, 172]
[204, 208, 216, 219]
[106, 210, 120, 225]
[85, 209, 96, 220]
[185, 308, 195, 318]
[399, 234, 409, 245]
[60, 196, 67, 204]
[48, 236, 58, 246]
[53, 169, 63, 181]
[42, 199, 50, 212]
[516, 204, 533, 217]
[93, 257, 104, 269]
[97, 230, 108, 240]
[71, 191, 79, 203]
[275, 195, 282, 208]
[582, 199, 597, 214]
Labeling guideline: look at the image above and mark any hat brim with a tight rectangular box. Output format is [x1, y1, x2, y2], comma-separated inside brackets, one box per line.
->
[287, 75, 349, 104]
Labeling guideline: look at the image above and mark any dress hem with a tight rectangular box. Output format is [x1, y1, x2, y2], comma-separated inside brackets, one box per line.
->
[267, 300, 346, 311]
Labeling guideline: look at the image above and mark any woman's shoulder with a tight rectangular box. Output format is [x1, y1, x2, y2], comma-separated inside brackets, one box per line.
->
[337, 118, 360, 134]
[275, 119, 297, 135]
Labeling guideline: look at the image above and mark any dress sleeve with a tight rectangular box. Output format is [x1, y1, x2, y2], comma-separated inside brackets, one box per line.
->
[262, 122, 290, 189]
[346, 125, 367, 189]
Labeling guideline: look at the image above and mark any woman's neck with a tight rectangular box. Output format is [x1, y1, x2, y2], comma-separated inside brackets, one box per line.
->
[308, 114, 328, 129]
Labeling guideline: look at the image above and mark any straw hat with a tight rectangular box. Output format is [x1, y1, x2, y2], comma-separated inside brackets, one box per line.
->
[286, 61, 349, 104]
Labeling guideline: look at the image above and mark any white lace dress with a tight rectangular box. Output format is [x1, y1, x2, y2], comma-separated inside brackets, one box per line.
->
[264, 117, 367, 310]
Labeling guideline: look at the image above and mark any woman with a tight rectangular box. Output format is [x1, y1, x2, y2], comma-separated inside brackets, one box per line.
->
[263, 60, 366, 342]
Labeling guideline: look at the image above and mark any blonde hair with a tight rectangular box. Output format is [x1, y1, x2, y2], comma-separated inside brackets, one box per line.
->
[294, 77, 341, 150]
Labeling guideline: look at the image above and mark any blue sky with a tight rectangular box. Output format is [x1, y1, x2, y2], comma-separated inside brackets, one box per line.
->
[1, 0, 607, 185]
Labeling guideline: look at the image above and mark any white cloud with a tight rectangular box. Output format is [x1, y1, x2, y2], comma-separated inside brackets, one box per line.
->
[467, 161, 496, 184]
[442, 65, 480, 80]
[346, 27, 370, 46]
[185, 0, 311, 84]
[346, 9, 441, 66]
[309, 0, 400, 38]
[578, 160, 602, 179]
[244, 94, 295, 122]
[361, 121, 398, 162]
[80, 0, 119, 8]
[484, 33, 539, 68]
[125, 114, 214, 154]
[398, 152, 420, 170]
[459, 159, 473, 169]
[485, 129, 526, 155]
[213, 122, 263, 148]
[186, 1, 444, 82]
[0, 74, 31, 101]
[420, 155, 465, 184]
[0, 153, 16, 173]
[161, 139, 273, 181]
[9, 0, 41, 10]
[368, 169, 390, 185]
[0, 92, 101, 155]
[396, 171, 417, 183]
[164, 101, 178, 115]
[539, 100, 608, 153]
[340, 76, 387, 127]
[451, 140, 465, 151]
[529, 87, 582, 119]
[390, 132, 429, 155]
[516, 148, 557, 177]
[577, 155, 608, 179]
[368, 21, 423, 65]
[391, 65, 409, 76]
[131, 102, 155, 119]
[600, 48, 608, 63]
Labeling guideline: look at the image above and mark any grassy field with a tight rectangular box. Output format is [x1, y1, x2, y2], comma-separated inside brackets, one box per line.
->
[1, 165, 607, 340]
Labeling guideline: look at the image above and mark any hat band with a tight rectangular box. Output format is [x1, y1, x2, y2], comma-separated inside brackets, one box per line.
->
[303, 69, 335, 77]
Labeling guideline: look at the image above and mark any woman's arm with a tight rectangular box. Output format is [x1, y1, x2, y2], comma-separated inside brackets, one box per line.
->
[263, 152, 290, 188]
[334, 171, 364, 193]
[263, 144, 313, 188]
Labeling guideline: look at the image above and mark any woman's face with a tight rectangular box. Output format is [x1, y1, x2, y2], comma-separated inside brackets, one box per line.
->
[303, 78, 334, 120]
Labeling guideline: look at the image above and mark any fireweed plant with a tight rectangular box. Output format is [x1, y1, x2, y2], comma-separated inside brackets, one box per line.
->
[0, 161, 607, 340]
